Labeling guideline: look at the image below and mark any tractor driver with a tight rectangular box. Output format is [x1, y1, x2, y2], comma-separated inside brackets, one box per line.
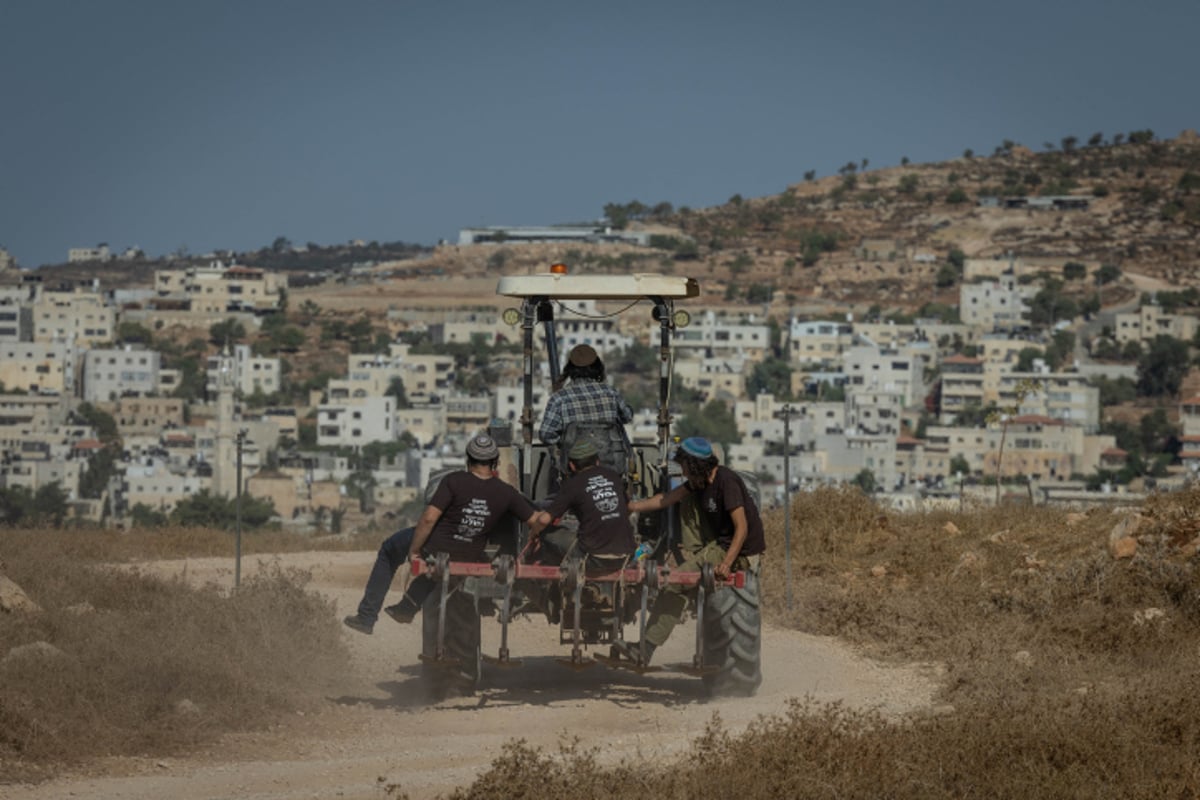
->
[538, 344, 633, 447]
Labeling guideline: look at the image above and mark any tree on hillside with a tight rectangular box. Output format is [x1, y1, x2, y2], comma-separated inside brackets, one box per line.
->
[1137, 335, 1189, 397]
[209, 318, 247, 346]
[1094, 263, 1121, 285]
[1062, 262, 1087, 281]
[675, 400, 739, 447]
[747, 358, 792, 400]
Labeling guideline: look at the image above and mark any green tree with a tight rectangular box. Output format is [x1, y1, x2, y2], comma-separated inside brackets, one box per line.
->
[1015, 347, 1043, 372]
[898, 175, 919, 195]
[1062, 262, 1087, 281]
[80, 445, 119, 499]
[946, 187, 968, 204]
[747, 358, 793, 400]
[115, 321, 154, 346]
[949, 454, 971, 477]
[74, 402, 119, 442]
[1099, 262, 1123, 284]
[1137, 335, 1189, 397]
[385, 377, 410, 409]
[171, 490, 275, 529]
[209, 318, 247, 346]
[851, 468, 877, 493]
[675, 400, 740, 446]
[130, 503, 169, 527]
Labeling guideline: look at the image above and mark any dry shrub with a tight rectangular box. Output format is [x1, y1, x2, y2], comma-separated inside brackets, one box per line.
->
[445, 488, 1200, 798]
[0, 530, 352, 782]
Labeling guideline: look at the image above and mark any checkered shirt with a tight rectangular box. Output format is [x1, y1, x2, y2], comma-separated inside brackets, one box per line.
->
[538, 381, 634, 444]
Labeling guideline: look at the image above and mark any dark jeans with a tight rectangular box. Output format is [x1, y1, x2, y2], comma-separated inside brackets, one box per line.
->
[355, 527, 416, 623]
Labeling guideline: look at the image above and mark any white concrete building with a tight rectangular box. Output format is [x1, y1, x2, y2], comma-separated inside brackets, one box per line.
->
[83, 347, 161, 402]
[205, 344, 281, 398]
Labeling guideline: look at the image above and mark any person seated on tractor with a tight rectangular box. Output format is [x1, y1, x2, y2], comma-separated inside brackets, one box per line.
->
[343, 433, 544, 635]
[530, 438, 636, 571]
[621, 436, 766, 664]
[538, 344, 633, 450]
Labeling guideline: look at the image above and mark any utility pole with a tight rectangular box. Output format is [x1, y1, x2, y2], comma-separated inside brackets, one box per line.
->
[777, 404, 796, 610]
[235, 429, 246, 589]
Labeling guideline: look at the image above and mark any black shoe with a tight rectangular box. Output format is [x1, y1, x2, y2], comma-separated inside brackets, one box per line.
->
[384, 599, 418, 624]
[343, 614, 374, 635]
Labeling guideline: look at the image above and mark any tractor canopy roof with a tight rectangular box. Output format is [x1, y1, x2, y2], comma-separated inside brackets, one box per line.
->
[497, 272, 698, 301]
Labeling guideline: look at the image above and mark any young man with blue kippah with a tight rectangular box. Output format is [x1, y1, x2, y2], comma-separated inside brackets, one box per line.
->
[623, 436, 765, 664]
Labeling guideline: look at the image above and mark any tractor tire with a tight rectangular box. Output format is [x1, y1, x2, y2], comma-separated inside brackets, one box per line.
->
[701, 570, 762, 697]
[420, 584, 482, 699]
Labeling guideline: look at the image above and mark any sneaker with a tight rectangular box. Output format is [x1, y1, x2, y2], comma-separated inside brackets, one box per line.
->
[343, 614, 374, 635]
[384, 600, 418, 624]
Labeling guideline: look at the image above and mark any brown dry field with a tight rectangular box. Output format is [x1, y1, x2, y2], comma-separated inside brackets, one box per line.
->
[4, 550, 938, 800]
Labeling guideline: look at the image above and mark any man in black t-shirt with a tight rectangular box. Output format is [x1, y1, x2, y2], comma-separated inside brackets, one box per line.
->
[533, 438, 635, 566]
[622, 436, 765, 664]
[343, 433, 542, 635]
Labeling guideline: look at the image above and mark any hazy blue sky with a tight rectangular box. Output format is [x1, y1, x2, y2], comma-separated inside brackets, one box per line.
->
[1, 0, 1196, 267]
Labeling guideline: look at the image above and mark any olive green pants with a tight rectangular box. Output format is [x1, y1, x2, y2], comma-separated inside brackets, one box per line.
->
[642, 541, 753, 647]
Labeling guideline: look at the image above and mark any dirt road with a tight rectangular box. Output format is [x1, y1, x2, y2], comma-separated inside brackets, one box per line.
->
[7, 552, 941, 800]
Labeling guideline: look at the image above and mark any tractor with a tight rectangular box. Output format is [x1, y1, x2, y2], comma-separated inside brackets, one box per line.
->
[411, 267, 762, 698]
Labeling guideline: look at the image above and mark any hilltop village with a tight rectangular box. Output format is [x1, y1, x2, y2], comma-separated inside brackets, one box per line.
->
[2, 227, 1198, 534]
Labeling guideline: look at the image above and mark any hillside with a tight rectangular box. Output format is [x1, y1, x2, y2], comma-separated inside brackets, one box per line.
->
[356, 130, 1200, 317]
[23, 131, 1200, 321]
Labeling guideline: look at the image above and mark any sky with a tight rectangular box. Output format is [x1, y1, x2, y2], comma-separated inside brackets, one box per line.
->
[1, 0, 1197, 268]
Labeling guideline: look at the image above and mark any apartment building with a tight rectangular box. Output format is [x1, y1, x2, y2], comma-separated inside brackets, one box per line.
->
[552, 299, 634, 356]
[0, 297, 31, 342]
[154, 260, 287, 314]
[30, 285, 114, 346]
[0, 341, 77, 395]
[959, 275, 1033, 331]
[114, 397, 186, 435]
[675, 311, 769, 360]
[842, 344, 926, 407]
[83, 347, 161, 402]
[205, 344, 281, 398]
[1113, 303, 1199, 345]
[674, 356, 748, 403]
[938, 354, 986, 423]
[786, 319, 855, 366]
[317, 396, 396, 449]
[995, 370, 1101, 432]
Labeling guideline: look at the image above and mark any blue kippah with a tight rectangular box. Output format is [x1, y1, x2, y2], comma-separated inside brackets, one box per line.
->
[680, 437, 713, 458]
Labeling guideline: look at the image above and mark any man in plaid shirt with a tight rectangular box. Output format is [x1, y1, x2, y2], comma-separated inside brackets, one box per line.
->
[538, 344, 633, 446]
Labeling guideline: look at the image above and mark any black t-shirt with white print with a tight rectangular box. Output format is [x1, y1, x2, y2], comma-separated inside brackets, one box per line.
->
[424, 471, 536, 562]
[546, 465, 634, 557]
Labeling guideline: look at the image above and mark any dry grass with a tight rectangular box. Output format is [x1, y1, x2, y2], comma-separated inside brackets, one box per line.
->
[432, 486, 1200, 799]
[0, 528, 354, 783]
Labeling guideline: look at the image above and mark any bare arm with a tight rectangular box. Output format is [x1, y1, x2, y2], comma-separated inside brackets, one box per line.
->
[715, 506, 748, 580]
[627, 483, 690, 514]
[529, 511, 551, 538]
[408, 505, 444, 559]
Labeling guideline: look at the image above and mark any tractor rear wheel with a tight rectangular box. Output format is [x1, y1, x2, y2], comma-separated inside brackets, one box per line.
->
[420, 584, 482, 699]
[701, 570, 762, 697]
